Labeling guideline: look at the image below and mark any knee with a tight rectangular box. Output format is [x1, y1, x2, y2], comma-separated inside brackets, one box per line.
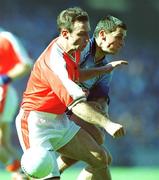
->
[95, 128, 105, 145]
[60, 155, 77, 166]
[93, 149, 111, 169]
[102, 150, 112, 166]
[107, 152, 112, 165]
[95, 135, 104, 145]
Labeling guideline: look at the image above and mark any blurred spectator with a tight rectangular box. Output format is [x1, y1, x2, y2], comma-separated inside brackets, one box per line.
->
[0, 27, 32, 177]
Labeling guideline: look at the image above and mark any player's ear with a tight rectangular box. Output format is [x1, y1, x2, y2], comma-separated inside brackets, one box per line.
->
[61, 29, 69, 39]
[99, 30, 106, 40]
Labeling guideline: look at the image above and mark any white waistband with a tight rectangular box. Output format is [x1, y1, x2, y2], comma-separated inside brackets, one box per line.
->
[20, 108, 58, 119]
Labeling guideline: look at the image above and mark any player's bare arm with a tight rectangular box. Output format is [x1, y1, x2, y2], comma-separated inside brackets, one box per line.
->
[79, 60, 128, 82]
[107, 60, 128, 68]
[7, 63, 31, 80]
[71, 101, 125, 138]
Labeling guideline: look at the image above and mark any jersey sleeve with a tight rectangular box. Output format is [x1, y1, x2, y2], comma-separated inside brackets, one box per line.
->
[48, 45, 86, 108]
[80, 41, 90, 66]
[0, 31, 32, 65]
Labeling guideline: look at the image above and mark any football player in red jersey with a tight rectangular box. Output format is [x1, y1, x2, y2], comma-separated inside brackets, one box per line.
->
[16, 7, 125, 180]
[0, 28, 32, 179]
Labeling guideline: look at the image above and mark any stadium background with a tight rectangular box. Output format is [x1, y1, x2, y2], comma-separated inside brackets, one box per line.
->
[0, 0, 159, 179]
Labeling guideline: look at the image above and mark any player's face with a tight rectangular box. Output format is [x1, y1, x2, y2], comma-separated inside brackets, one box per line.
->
[101, 27, 126, 54]
[68, 21, 90, 51]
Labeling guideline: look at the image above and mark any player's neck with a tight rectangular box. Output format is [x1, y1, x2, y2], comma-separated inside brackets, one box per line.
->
[95, 46, 106, 62]
[57, 36, 73, 54]
[56, 37, 76, 62]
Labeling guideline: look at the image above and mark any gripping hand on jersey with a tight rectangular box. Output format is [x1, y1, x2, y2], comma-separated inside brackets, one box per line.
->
[0, 75, 12, 86]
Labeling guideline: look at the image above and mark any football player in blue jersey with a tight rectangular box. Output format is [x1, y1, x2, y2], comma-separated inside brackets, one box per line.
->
[57, 15, 128, 179]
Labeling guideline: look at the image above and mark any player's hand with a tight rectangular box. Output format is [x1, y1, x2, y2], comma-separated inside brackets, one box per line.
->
[82, 88, 90, 97]
[104, 121, 125, 138]
[0, 75, 12, 85]
[107, 60, 128, 69]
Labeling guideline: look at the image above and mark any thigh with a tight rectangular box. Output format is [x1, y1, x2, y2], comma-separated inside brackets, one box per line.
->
[57, 128, 108, 167]
[1, 86, 18, 122]
[0, 122, 11, 143]
[16, 109, 80, 151]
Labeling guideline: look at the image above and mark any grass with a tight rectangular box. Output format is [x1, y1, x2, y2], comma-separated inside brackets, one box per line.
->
[1, 166, 159, 180]
[61, 166, 159, 180]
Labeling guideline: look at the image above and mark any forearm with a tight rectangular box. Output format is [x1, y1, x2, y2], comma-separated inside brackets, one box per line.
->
[79, 60, 128, 82]
[71, 101, 110, 128]
[79, 64, 113, 82]
[71, 101, 124, 137]
[7, 63, 31, 80]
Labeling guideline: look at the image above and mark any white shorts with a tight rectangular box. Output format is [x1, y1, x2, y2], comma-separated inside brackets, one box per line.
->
[15, 108, 80, 178]
[0, 85, 18, 123]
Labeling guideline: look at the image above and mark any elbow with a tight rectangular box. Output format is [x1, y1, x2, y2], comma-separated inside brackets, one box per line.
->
[79, 77, 83, 83]
[79, 70, 86, 82]
[24, 63, 32, 73]
[79, 75, 86, 82]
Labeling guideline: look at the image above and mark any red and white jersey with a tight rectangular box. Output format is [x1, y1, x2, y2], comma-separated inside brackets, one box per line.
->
[0, 31, 32, 112]
[0, 31, 31, 74]
[21, 38, 86, 114]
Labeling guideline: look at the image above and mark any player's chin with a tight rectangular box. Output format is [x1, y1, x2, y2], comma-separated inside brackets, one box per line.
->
[107, 51, 116, 55]
[110, 49, 119, 54]
[79, 44, 87, 51]
[77, 47, 84, 51]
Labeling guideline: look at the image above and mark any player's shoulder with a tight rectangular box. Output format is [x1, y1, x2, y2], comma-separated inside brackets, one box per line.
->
[81, 39, 92, 62]
[0, 31, 17, 42]
[0, 31, 22, 50]
[49, 39, 65, 63]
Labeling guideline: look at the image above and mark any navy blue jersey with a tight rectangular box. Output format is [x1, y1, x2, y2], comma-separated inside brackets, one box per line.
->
[80, 37, 113, 100]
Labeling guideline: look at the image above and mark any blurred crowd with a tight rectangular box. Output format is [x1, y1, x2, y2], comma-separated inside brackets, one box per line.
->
[0, 0, 158, 167]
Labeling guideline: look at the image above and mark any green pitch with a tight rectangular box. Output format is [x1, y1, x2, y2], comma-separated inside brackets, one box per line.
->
[1, 166, 159, 180]
[61, 166, 159, 180]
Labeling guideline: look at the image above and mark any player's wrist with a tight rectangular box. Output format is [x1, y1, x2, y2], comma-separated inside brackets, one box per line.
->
[0, 74, 12, 85]
[104, 120, 123, 137]
[105, 64, 114, 72]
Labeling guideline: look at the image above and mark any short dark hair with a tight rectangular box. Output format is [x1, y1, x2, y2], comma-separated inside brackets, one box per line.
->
[94, 15, 127, 38]
[57, 7, 89, 33]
